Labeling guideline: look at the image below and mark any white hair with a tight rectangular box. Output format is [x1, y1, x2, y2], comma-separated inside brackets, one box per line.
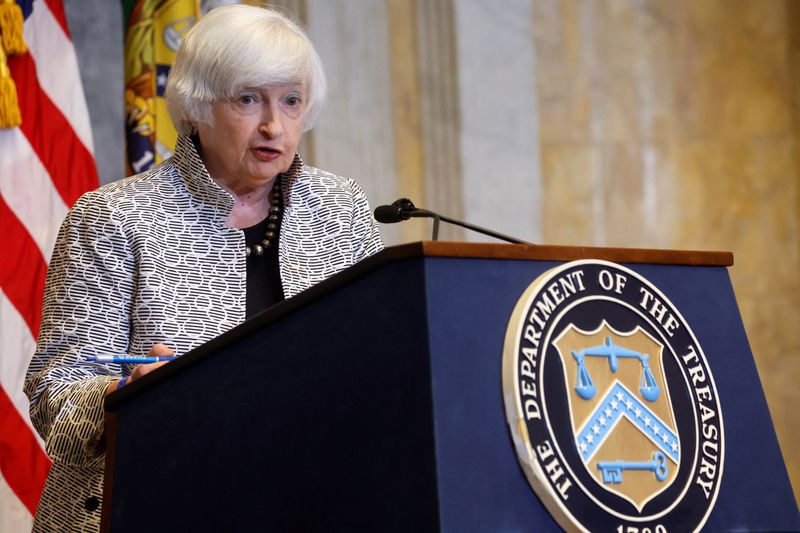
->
[165, 5, 327, 134]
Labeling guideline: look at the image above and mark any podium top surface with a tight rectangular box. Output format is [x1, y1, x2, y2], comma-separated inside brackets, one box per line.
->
[387, 241, 734, 266]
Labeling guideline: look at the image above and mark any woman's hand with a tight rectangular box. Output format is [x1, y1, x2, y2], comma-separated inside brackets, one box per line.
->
[105, 343, 175, 395]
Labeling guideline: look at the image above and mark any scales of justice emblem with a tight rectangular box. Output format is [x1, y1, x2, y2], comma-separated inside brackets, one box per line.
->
[553, 322, 679, 510]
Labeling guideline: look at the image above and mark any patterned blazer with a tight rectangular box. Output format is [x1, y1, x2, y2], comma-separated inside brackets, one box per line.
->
[24, 134, 383, 531]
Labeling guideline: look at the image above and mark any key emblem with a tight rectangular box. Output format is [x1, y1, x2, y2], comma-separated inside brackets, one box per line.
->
[597, 451, 668, 483]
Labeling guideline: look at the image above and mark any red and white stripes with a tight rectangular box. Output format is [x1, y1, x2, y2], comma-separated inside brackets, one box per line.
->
[0, 0, 98, 529]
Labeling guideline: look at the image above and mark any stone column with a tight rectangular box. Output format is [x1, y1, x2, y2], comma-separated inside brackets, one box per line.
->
[453, 0, 541, 243]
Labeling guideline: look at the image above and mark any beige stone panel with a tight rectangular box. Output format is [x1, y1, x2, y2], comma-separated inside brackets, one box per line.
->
[604, 143, 677, 249]
[620, 2, 680, 143]
[540, 141, 676, 248]
[532, 0, 594, 143]
[732, 138, 799, 295]
[670, 138, 798, 291]
[674, 0, 793, 139]
[540, 143, 598, 244]
[668, 140, 755, 250]
[600, 144, 650, 247]
[536, 0, 792, 142]
[579, 2, 661, 143]
[533, 0, 679, 144]
[640, 142, 678, 249]
[387, 0, 427, 243]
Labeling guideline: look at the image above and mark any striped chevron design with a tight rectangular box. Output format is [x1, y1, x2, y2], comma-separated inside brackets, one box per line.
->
[576, 381, 680, 464]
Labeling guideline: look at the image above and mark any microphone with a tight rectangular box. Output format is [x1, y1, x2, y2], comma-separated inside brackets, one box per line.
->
[373, 198, 534, 245]
[374, 198, 416, 223]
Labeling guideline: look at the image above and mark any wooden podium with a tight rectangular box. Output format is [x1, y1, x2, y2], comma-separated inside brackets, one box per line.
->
[101, 242, 799, 532]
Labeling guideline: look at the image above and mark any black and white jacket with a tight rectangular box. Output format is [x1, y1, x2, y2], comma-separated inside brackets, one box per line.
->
[24, 134, 383, 531]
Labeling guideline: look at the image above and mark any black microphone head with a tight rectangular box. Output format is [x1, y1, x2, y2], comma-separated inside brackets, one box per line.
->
[374, 198, 417, 223]
[392, 197, 416, 211]
[374, 204, 404, 223]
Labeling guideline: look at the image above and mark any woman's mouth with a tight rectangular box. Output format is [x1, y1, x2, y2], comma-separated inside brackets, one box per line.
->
[253, 147, 282, 162]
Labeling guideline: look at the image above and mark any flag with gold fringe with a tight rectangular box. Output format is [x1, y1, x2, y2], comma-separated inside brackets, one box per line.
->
[0, 0, 26, 127]
[123, 0, 201, 176]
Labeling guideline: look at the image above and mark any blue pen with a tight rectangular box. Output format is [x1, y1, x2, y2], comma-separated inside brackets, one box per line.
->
[84, 355, 176, 364]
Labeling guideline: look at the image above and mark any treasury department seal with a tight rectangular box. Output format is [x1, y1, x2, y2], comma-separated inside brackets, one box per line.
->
[502, 260, 724, 532]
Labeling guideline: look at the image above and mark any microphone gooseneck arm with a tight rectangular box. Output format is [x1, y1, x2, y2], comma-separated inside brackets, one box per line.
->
[405, 208, 441, 240]
[373, 198, 534, 245]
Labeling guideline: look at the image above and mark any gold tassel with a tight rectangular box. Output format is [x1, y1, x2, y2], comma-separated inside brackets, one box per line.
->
[0, 45, 21, 128]
[0, 0, 27, 55]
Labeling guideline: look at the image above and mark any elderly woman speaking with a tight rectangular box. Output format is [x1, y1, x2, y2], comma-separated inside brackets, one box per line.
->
[24, 5, 382, 530]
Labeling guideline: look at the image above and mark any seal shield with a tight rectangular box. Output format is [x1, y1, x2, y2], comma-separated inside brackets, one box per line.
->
[553, 322, 679, 511]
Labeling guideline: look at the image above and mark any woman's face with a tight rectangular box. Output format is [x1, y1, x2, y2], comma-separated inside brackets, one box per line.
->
[197, 83, 306, 194]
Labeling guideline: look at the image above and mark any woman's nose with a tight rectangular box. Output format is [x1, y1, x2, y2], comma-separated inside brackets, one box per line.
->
[259, 107, 283, 138]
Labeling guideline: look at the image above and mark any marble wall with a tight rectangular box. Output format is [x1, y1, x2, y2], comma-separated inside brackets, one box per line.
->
[532, 0, 800, 503]
[65, 0, 799, 504]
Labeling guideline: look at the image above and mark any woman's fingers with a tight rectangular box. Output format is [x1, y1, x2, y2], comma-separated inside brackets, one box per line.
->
[147, 343, 175, 357]
[131, 360, 170, 381]
[131, 343, 175, 381]
[107, 344, 175, 394]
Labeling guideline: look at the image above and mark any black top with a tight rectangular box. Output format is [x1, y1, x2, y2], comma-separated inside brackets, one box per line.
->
[243, 217, 284, 318]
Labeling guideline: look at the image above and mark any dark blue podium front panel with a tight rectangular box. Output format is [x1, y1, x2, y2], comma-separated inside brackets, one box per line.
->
[108, 259, 442, 532]
[106, 251, 799, 532]
[423, 257, 561, 532]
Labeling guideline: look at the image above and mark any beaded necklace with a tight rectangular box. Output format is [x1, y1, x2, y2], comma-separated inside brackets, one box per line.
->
[245, 177, 282, 258]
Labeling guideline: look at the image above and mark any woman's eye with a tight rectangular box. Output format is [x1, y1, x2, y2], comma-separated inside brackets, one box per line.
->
[284, 94, 302, 107]
[238, 94, 257, 105]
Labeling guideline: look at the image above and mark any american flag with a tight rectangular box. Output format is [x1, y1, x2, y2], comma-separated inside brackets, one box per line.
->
[0, 0, 98, 529]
